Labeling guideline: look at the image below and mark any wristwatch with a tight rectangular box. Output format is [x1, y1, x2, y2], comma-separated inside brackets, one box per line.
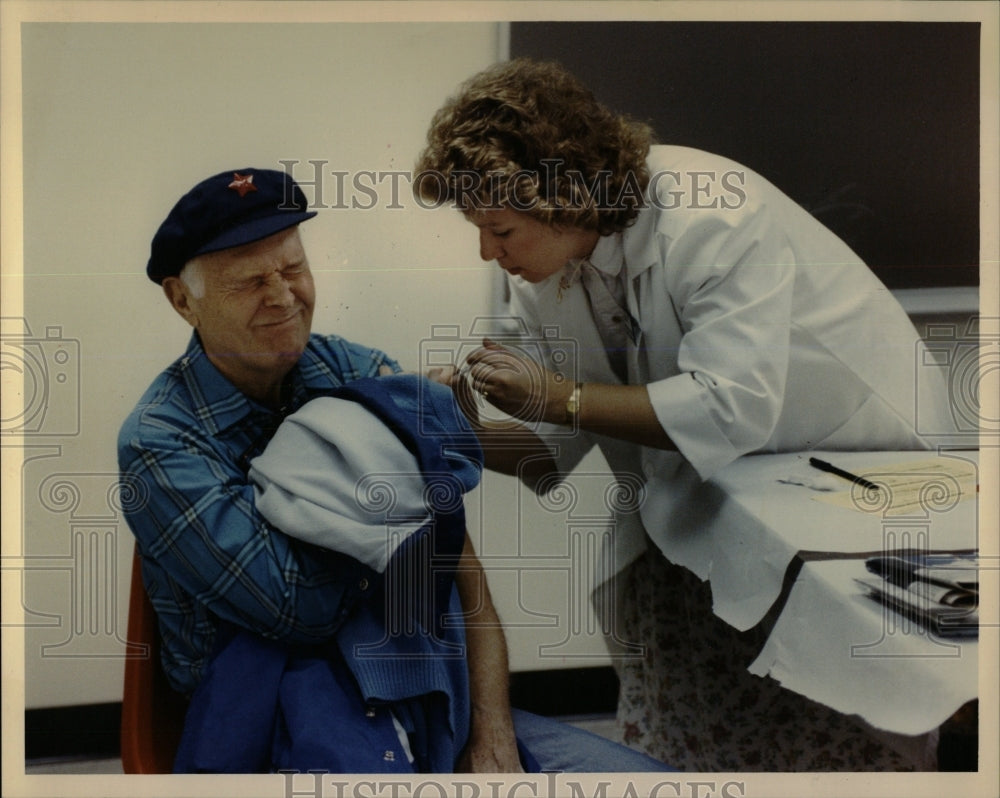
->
[565, 382, 583, 424]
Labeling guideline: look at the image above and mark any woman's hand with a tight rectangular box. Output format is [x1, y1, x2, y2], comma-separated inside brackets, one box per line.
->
[466, 339, 677, 450]
[464, 338, 573, 425]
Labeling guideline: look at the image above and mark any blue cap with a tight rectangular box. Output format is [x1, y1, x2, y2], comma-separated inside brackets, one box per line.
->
[146, 168, 317, 284]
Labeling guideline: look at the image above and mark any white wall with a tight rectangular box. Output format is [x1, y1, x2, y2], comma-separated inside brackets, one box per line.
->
[10, 20, 616, 711]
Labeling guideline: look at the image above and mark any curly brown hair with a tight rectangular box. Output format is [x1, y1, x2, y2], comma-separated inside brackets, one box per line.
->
[414, 59, 655, 235]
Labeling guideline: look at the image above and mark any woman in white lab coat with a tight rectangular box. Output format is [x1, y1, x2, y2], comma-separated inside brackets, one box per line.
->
[416, 58, 955, 771]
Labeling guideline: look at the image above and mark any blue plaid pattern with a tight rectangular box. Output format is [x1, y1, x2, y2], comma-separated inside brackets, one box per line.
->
[118, 332, 401, 694]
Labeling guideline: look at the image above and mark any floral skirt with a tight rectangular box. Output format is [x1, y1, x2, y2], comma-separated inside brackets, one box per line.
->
[608, 545, 937, 771]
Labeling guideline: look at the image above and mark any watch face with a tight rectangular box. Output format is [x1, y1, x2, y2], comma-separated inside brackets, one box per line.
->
[566, 384, 581, 416]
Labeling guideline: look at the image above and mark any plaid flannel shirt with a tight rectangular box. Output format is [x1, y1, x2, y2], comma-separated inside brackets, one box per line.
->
[118, 331, 400, 694]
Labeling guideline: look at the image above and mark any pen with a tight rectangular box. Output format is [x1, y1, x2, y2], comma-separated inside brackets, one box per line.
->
[808, 457, 880, 491]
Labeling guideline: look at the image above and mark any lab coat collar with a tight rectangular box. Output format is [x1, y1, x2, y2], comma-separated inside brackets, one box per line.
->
[620, 201, 662, 280]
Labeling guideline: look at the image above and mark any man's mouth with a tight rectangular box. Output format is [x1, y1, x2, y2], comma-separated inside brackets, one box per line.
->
[260, 311, 301, 328]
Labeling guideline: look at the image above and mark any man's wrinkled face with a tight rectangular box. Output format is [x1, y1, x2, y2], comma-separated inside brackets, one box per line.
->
[165, 226, 315, 397]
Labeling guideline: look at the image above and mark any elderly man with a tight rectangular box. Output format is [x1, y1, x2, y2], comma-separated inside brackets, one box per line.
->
[119, 168, 669, 774]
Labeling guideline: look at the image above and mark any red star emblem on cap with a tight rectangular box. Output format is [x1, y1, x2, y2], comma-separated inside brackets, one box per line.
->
[228, 172, 257, 198]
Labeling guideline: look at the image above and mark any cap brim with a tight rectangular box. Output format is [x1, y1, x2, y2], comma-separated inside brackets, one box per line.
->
[193, 211, 318, 259]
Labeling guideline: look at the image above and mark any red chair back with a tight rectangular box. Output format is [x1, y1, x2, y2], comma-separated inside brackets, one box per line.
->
[120, 545, 187, 773]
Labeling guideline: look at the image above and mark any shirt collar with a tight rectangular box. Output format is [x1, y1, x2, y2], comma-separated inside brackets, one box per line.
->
[178, 332, 301, 434]
[588, 231, 625, 277]
[556, 232, 625, 299]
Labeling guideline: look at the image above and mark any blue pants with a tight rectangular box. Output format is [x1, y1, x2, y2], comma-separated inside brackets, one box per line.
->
[511, 709, 675, 772]
[174, 625, 674, 773]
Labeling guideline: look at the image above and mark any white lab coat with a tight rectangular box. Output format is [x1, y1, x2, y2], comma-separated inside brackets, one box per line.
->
[507, 145, 957, 568]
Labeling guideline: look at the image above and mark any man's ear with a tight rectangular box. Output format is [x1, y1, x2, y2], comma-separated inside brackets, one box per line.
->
[162, 276, 199, 327]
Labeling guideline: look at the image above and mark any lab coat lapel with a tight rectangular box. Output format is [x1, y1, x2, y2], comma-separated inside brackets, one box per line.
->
[625, 273, 646, 385]
[620, 219, 659, 386]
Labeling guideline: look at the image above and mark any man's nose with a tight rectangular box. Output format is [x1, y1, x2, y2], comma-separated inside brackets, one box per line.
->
[479, 230, 504, 262]
[262, 273, 295, 306]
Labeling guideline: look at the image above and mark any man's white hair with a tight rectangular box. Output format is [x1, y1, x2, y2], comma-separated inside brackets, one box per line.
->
[179, 259, 206, 299]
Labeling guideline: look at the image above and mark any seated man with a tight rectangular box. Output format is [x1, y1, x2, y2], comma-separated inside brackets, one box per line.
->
[119, 167, 671, 774]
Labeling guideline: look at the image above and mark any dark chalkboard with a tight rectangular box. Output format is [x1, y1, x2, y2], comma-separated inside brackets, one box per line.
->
[510, 22, 979, 288]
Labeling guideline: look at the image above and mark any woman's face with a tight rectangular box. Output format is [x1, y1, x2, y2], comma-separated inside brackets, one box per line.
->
[468, 207, 599, 283]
